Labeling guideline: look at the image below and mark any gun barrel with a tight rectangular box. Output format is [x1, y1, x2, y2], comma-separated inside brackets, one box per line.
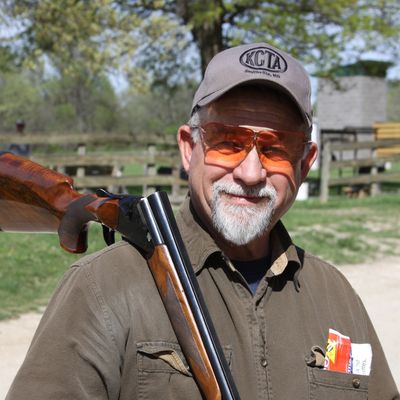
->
[141, 192, 241, 400]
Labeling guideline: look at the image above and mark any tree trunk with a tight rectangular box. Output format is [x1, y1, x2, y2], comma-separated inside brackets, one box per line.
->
[192, 18, 224, 75]
[177, 0, 225, 75]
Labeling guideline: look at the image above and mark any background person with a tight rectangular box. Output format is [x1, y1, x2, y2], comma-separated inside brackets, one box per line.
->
[6, 119, 31, 157]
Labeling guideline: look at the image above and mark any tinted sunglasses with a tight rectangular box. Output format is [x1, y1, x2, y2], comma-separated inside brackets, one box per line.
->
[192, 122, 308, 170]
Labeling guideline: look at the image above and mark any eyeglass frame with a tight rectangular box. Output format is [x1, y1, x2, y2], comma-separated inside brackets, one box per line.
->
[189, 122, 312, 169]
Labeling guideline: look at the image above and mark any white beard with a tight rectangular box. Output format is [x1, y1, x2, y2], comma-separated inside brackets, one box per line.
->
[211, 181, 277, 245]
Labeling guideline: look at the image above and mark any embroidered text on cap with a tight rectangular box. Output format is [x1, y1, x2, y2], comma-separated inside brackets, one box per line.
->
[239, 46, 288, 73]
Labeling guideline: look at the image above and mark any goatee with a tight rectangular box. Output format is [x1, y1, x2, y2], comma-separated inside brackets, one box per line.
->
[211, 181, 277, 245]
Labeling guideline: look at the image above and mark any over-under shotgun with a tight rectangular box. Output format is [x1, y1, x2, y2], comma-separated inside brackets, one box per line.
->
[0, 152, 240, 400]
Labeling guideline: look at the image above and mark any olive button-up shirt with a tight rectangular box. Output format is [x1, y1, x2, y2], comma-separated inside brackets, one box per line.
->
[7, 198, 399, 399]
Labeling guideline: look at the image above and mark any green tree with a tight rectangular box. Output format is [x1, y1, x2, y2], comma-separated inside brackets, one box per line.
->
[2, 0, 399, 137]
[118, 82, 196, 136]
[32, 73, 120, 133]
[4, 0, 399, 81]
[118, 0, 400, 74]
[0, 45, 18, 73]
[1, 0, 143, 131]
[0, 72, 43, 131]
[2, 0, 190, 87]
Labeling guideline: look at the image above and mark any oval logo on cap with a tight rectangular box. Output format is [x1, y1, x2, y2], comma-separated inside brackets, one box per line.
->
[240, 46, 287, 73]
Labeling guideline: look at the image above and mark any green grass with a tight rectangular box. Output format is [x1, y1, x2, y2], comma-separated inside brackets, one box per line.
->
[122, 163, 144, 175]
[0, 224, 106, 320]
[1, 194, 399, 320]
[283, 194, 400, 265]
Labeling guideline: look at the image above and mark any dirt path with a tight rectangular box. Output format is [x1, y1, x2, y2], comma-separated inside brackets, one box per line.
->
[336, 256, 400, 389]
[0, 312, 42, 399]
[1, 257, 399, 398]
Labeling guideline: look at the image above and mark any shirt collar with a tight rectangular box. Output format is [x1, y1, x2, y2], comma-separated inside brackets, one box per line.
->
[175, 196, 221, 274]
[266, 220, 302, 280]
[175, 196, 302, 278]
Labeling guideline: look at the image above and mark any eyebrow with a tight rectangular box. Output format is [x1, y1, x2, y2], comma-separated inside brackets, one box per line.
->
[238, 125, 276, 132]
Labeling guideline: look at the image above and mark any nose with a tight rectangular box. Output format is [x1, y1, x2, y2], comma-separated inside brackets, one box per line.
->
[232, 146, 267, 185]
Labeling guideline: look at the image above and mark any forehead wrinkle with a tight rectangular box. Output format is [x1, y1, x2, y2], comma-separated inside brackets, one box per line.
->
[199, 86, 306, 133]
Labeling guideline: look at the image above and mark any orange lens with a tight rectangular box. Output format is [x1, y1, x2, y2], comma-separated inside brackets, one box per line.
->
[256, 129, 306, 169]
[200, 122, 306, 170]
[201, 123, 254, 168]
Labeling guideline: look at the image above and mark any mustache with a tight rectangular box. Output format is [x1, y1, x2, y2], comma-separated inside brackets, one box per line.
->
[212, 181, 277, 199]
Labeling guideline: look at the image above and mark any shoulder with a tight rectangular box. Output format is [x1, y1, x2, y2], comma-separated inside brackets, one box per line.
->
[301, 250, 354, 286]
[67, 240, 154, 296]
[51, 241, 161, 346]
[71, 240, 149, 278]
[296, 250, 374, 342]
[299, 250, 362, 305]
[72, 240, 144, 269]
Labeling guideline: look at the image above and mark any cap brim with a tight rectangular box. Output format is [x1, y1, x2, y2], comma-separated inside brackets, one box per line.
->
[194, 78, 312, 137]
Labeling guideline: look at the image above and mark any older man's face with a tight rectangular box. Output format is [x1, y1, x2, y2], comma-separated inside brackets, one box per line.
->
[178, 86, 317, 254]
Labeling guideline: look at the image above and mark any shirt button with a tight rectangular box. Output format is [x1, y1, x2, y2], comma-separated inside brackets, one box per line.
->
[261, 358, 268, 368]
[352, 378, 361, 389]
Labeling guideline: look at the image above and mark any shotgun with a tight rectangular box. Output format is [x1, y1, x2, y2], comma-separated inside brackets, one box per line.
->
[0, 151, 240, 400]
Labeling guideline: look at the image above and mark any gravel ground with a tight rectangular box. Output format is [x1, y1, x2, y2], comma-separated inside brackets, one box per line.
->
[1, 256, 399, 398]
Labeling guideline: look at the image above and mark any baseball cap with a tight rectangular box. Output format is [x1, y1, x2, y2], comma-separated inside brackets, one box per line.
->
[191, 42, 313, 137]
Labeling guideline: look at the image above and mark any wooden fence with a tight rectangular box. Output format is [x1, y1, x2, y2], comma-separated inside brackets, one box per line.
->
[0, 132, 188, 204]
[319, 138, 400, 202]
[374, 122, 400, 157]
[3, 127, 400, 204]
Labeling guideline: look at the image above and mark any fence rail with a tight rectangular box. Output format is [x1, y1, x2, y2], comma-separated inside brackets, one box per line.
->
[5, 129, 400, 204]
[0, 133, 176, 146]
[0, 132, 187, 203]
[319, 138, 400, 202]
[30, 151, 181, 167]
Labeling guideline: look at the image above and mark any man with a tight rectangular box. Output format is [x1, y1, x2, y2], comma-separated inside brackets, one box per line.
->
[6, 119, 31, 157]
[7, 43, 399, 399]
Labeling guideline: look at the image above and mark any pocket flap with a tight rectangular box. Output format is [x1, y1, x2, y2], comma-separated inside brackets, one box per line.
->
[137, 341, 233, 377]
[308, 367, 369, 392]
[137, 341, 191, 376]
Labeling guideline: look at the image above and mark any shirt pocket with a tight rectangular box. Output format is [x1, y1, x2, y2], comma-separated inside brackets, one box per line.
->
[136, 341, 232, 400]
[308, 367, 369, 400]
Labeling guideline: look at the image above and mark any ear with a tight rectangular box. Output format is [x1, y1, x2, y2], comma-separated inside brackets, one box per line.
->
[300, 142, 318, 182]
[177, 124, 194, 173]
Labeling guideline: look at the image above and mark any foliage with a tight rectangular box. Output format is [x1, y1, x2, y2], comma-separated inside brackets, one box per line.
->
[4, 0, 138, 77]
[0, 69, 122, 133]
[2, 0, 399, 85]
[42, 74, 121, 133]
[116, 0, 400, 75]
[1, 1, 136, 131]
[0, 65, 196, 134]
[0, 45, 18, 73]
[0, 71, 43, 131]
[118, 82, 197, 136]
[0, 1, 399, 134]
[330, 60, 393, 78]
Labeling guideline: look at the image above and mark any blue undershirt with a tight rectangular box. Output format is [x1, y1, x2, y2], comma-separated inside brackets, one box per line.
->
[232, 256, 270, 295]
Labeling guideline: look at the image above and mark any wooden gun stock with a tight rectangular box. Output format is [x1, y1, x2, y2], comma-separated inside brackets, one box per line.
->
[148, 245, 221, 399]
[0, 152, 120, 253]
